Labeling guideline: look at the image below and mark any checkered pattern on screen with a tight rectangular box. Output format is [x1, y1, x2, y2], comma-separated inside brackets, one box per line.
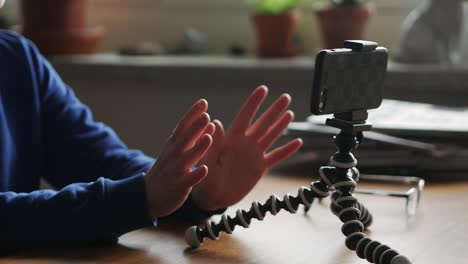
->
[320, 50, 387, 113]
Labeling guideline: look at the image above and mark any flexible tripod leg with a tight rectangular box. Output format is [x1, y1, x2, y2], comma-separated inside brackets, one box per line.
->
[185, 179, 331, 248]
[331, 175, 410, 264]
[328, 131, 411, 264]
[330, 191, 373, 229]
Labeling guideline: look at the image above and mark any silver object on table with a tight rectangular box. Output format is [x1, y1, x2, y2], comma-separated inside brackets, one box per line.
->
[355, 174, 425, 216]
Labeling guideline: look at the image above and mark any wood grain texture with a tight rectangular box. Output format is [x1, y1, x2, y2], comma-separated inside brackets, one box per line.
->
[1, 174, 467, 264]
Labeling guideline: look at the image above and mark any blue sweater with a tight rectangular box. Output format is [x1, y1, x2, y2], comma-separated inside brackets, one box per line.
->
[0, 30, 210, 252]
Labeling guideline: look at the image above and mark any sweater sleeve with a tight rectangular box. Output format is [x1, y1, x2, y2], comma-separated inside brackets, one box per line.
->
[4, 31, 221, 228]
[0, 173, 154, 253]
[0, 32, 153, 187]
[33, 49, 155, 187]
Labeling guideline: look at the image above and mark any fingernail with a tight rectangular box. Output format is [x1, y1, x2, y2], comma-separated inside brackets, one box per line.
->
[208, 123, 216, 135]
[198, 99, 208, 108]
[258, 85, 268, 91]
[213, 120, 224, 129]
[203, 134, 213, 144]
[202, 112, 210, 121]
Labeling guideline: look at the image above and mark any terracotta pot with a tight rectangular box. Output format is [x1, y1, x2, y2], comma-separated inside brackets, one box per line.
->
[19, 0, 102, 55]
[252, 11, 300, 58]
[314, 3, 375, 49]
[22, 28, 103, 55]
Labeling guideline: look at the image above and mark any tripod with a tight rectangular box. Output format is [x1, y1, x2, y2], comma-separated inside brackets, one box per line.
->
[185, 110, 411, 264]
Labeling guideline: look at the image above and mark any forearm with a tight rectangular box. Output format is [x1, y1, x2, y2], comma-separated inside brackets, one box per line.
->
[0, 173, 153, 253]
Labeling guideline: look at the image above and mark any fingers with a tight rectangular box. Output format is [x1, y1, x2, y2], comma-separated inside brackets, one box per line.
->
[180, 134, 213, 171]
[265, 138, 303, 167]
[230, 86, 268, 135]
[181, 165, 209, 187]
[258, 110, 295, 150]
[158, 99, 209, 166]
[203, 122, 216, 136]
[176, 112, 211, 153]
[212, 119, 225, 144]
[172, 99, 208, 139]
[248, 93, 291, 139]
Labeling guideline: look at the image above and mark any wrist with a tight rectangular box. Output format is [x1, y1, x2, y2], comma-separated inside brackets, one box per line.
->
[143, 173, 158, 219]
[104, 173, 156, 233]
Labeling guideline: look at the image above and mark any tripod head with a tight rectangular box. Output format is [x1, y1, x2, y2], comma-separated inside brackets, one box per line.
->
[325, 110, 372, 154]
[327, 110, 372, 134]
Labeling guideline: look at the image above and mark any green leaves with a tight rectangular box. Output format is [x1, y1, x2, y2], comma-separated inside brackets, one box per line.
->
[246, 0, 309, 14]
[245, 0, 367, 14]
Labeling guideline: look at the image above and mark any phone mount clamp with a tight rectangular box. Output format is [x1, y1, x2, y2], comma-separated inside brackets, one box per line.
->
[184, 41, 412, 264]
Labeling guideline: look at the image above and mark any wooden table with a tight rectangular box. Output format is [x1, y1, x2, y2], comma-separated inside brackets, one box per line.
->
[2, 174, 467, 264]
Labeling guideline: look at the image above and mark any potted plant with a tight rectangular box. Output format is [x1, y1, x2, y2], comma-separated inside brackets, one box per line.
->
[246, 0, 307, 57]
[19, 0, 103, 55]
[313, 0, 374, 49]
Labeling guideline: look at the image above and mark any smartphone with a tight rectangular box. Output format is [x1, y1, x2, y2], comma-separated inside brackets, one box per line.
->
[310, 46, 388, 115]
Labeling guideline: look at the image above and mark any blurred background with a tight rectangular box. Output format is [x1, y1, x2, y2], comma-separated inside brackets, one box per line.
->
[1, 0, 467, 157]
[1, 0, 448, 55]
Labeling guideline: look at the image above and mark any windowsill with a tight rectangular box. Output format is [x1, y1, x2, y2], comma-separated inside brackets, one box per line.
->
[50, 54, 315, 69]
[48, 53, 468, 152]
[50, 53, 468, 107]
[50, 53, 468, 72]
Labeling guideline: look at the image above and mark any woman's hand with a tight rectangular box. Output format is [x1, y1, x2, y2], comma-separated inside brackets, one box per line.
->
[192, 86, 302, 211]
[144, 99, 215, 218]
